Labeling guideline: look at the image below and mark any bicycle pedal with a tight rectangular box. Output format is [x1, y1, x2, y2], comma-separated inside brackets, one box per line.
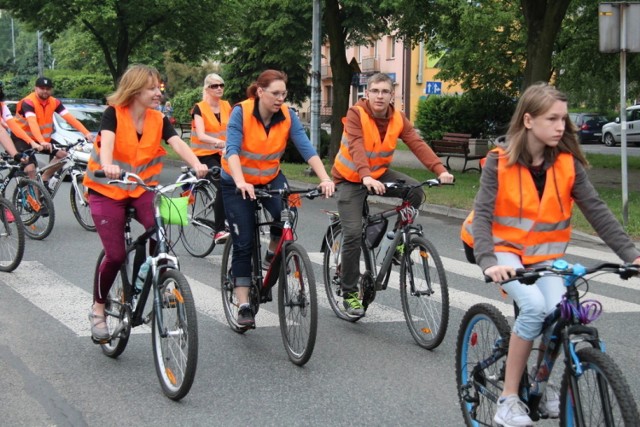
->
[143, 314, 153, 324]
[91, 336, 110, 345]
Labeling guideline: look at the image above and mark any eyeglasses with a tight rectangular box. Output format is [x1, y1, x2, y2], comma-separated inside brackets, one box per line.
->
[368, 88, 392, 96]
[208, 83, 225, 89]
[263, 90, 288, 99]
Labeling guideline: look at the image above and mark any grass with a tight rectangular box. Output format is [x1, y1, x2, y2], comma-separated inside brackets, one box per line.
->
[167, 141, 640, 239]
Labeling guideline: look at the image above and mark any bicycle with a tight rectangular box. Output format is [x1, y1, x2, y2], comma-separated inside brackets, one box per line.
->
[171, 166, 220, 257]
[0, 195, 25, 272]
[0, 150, 55, 240]
[220, 186, 322, 366]
[456, 260, 640, 426]
[93, 169, 207, 401]
[35, 139, 95, 231]
[322, 179, 450, 350]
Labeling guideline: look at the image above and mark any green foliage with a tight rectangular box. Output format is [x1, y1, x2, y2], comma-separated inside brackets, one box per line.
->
[68, 85, 112, 102]
[170, 88, 201, 125]
[415, 90, 515, 141]
[281, 128, 331, 164]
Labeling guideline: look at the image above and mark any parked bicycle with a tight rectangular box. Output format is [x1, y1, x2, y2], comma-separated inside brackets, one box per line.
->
[35, 139, 95, 231]
[456, 260, 640, 425]
[0, 150, 55, 240]
[0, 196, 24, 272]
[93, 169, 207, 401]
[220, 186, 321, 366]
[322, 179, 450, 350]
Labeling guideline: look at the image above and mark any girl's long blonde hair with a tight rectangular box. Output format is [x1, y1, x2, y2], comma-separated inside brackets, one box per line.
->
[107, 65, 161, 107]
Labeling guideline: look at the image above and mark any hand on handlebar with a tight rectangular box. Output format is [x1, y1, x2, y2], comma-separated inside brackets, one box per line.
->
[236, 181, 255, 200]
[318, 180, 335, 198]
[102, 164, 122, 180]
[438, 171, 455, 184]
[484, 265, 516, 283]
[362, 176, 385, 195]
[192, 163, 209, 179]
[84, 133, 96, 143]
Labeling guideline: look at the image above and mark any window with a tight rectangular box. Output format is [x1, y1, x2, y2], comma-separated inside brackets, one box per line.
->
[387, 36, 396, 59]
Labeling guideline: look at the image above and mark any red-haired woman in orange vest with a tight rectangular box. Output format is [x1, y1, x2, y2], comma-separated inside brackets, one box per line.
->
[220, 69, 335, 327]
[84, 65, 208, 343]
[189, 73, 231, 243]
[462, 83, 640, 426]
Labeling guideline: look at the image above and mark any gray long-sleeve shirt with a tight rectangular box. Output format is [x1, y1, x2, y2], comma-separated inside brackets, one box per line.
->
[472, 152, 640, 272]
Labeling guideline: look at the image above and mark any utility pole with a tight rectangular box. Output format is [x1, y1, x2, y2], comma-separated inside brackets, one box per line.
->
[37, 31, 44, 76]
[305, 0, 322, 177]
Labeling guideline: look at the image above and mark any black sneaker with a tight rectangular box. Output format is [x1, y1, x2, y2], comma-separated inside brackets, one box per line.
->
[262, 250, 274, 270]
[237, 305, 255, 327]
[39, 204, 49, 218]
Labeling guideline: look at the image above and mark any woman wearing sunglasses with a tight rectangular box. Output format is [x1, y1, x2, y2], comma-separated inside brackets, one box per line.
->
[189, 73, 231, 243]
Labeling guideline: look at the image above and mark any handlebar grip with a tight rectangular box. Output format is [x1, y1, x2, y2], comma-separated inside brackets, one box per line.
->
[94, 170, 106, 178]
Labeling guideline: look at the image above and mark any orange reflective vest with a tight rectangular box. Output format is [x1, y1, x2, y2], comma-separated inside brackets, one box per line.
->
[221, 99, 290, 185]
[460, 149, 575, 264]
[190, 100, 231, 156]
[84, 106, 166, 200]
[14, 93, 57, 142]
[333, 106, 403, 182]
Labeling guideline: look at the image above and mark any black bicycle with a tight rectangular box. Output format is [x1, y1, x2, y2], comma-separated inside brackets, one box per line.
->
[0, 195, 25, 272]
[220, 186, 321, 366]
[456, 260, 640, 426]
[93, 169, 208, 400]
[322, 179, 450, 350]
[0, 150, 55, 240]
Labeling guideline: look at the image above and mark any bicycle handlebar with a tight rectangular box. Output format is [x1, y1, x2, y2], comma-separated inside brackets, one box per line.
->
[95, 167, 219, 191]
[485, 260, 640, 285]
[253, 187, 324, 200]
[363, 178, 453, 195]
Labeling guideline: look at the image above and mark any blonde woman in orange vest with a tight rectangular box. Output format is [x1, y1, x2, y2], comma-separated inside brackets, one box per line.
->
[221, 69, 335, 327]
[461, 83, 640, 426]
[189, 73, 231, 243]
[83, 65, 208, 342]
[12, 77, 96, 183]
[331, 72, 454, 317]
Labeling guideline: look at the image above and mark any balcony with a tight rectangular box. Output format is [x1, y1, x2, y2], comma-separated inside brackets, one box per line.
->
[321, 64, 332, 79]
[360, 57, 379, 73]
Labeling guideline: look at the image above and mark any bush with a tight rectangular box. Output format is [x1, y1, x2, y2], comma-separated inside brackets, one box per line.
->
[415, 90, 515, 141]
[282, 127, 330, 163]
[170, 88, 202, 124]
[68, 84, 112, 102]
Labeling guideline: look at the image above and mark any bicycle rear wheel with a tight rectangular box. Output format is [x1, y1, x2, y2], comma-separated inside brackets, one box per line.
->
[559, 347, 639, 426]
[0, 197, 24, 272]
[69, 174, 95, 231]
[12, 178, 55, 240]
[96, 249, 132, 357]
[399, 235, 449, 350]
[456, 303, 511, 426]
[220, 237, 251, 334]
[181, 183, 216, 257]
[152, 269, 198, 401]
[278, 243, 317, 366]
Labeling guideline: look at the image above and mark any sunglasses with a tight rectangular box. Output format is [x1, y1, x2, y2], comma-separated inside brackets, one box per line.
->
[208, 83, 225, 89]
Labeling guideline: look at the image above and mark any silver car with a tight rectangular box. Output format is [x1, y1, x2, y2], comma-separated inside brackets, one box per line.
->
[601, 105, 640, 147]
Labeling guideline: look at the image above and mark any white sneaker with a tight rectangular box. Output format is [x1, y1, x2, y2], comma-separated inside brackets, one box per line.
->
[530, 365, 560, 418]
[494, 395, 533, 427]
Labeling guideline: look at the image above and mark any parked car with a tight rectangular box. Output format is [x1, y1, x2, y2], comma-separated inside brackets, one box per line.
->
[4, 100, 104, 163]
[601, 105, 640, 147]
[568, 112, 609, 144]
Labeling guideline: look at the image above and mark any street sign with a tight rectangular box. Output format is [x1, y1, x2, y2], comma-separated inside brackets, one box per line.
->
[425, 81, 442, 95]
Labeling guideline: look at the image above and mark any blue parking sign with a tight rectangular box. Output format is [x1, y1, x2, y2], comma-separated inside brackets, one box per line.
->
[425, 81, 442, 95]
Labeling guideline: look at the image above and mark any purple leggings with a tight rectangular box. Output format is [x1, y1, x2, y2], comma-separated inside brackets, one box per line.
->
[90, 191, 155, 304]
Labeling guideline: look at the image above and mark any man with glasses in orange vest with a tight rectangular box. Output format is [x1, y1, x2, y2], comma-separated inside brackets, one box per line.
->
[332, 72, 454, 317]
[12, 77, 96, 185]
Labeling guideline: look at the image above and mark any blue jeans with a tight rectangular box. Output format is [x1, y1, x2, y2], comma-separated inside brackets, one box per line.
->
[497, 252, 566, 341]
[221, 171, 292, 287]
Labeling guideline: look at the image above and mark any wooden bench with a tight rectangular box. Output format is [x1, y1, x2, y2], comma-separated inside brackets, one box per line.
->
[178, 123, 192, 139]
[429, 132, 483, 173]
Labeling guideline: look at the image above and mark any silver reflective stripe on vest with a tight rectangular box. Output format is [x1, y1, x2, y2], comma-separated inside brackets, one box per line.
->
[368, 150, 394, 159]
[532, 218, 571, 232]
[242, 165, 279, 177]
[240, 149, 284, 161]
[524, 241, 569, 257]
[495, 215, 568, 233]
[14, 116, 53, 140]
[336, 151, 356, 170]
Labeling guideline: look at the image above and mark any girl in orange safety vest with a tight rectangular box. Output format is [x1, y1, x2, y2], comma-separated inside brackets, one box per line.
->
[84, 65, 208, 344]
[462, 82, 640, 426]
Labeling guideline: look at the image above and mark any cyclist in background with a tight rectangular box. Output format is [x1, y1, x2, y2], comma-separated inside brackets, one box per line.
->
[221, 69, 335, 327]
[83, 65, 208, 343]
[12, 77, 96, 184]
[189, 73, 231, 243]
[460, 83, 640, 427]
[332, 72, 454, 318]
[0, 80, 41, 159]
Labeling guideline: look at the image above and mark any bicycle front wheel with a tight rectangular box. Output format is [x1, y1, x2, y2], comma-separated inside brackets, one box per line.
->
[399, 235, 449, 349]
[456, 303, 511, 426]
[96, 249, 132, 357]
[0, 197, 24, 272]
[560, 347, 640, 426]
[12, 178, 55, 240]
[70, 174, 96, 231]
[278, 243, 317, 366]
[152, 269, 198, 401]
[181, 183, 216, 258]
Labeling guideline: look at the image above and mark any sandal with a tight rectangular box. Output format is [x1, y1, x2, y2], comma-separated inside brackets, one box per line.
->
[88, 311, 109, 343]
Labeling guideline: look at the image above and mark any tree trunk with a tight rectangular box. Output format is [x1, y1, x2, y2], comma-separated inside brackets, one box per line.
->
[521, 0, 571, 89]
[324, 0, 351, 162]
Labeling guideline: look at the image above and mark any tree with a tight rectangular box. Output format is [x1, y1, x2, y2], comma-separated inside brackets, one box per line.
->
[0, 0, 226, 85]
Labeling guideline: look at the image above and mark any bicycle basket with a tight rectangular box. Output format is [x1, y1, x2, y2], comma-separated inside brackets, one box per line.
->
[364, 217, 388, 249]
[159, 196, 189, 226]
